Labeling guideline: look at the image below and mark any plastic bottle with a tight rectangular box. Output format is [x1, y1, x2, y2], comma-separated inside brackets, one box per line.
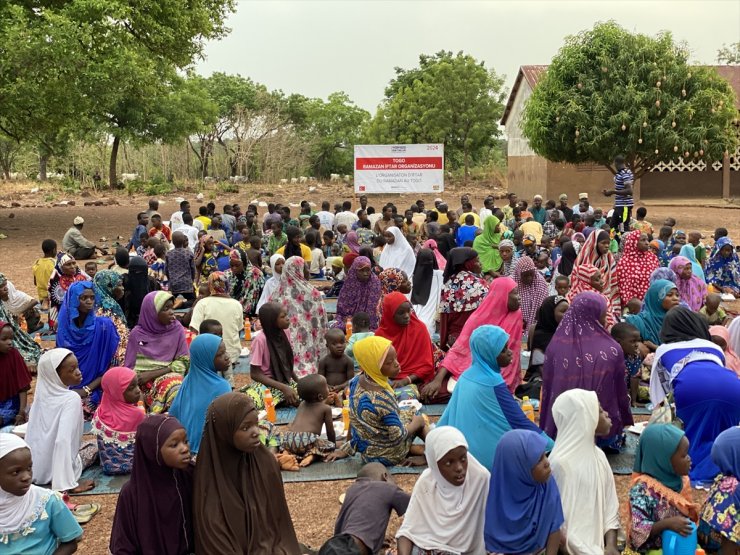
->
[342, 399, 350, 434]
[19, 318, 27, 333]
[345, 321, 353, 341]
[661, 520, 697, 555]
[264, 389, 276, 423]
[244, 317, 252, 341]
[521, 396, 535, 422]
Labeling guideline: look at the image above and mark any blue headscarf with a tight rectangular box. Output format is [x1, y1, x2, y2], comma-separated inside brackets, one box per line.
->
[484, 430, 564, 554]
[625, 279, 677, 345]
[711, 426, 740, 507]
[169, 333, 230, 454]
[679, 244, 705, 282]
[55, 281, 120, 405]
[633, 423, 686, 492]
[706, 237, 740, 293]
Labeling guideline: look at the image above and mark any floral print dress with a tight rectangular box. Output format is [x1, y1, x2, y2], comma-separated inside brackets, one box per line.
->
[699, 475, 740, 550]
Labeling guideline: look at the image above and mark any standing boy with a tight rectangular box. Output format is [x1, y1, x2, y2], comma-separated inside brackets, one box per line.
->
[32, 239, 57, 309]
[166, 232, 196, 306]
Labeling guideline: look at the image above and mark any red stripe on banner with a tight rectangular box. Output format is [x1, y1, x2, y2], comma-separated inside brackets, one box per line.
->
[355, 157, 443, 170]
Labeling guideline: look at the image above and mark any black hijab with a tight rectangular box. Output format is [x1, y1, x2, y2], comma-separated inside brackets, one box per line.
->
[443, 247, 478, 282]
[557, 240, 577, 277]
[660, 306, 712, 344]
[531, 295, 568, 352]
[258, 302, 295, 384]
[123, 257, 158, 328]
[410, 248, 438, 306]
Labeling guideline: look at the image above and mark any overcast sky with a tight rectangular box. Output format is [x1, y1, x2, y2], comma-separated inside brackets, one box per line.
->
[197, 0, 740, 112]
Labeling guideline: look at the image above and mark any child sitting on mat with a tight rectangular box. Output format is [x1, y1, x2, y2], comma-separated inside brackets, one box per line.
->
[318, 329, 354, 405]
[345, 312, 374, 375]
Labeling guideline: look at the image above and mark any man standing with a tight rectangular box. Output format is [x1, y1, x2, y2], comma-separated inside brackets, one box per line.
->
[145, 198, 159, 220]
[530, 195, 547, 224]
[169, 200, 190, 232]
[62, 217, 105, 259]
[557, 194, 573, 223]
[179, 213, 200, 251]
[127, 212, 149, 251]
[602, 154, 634, 242]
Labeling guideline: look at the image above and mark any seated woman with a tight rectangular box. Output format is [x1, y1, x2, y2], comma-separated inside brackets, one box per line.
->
[410, 248, 443, 337]
[513, 256, 549, 329]
[395, 426, 490, 555]
[541, 292, 633, 452]
[193, 393, 301, 554]
[439, 325, 552, 471]
[0, 322, 32, 429]
[438, 248, 487, 349]
[566, 263, 618, 329]
[332, 256, 382, 332]
[25, 349, 98, 494]
[709, 324, 740, 376]
[679, 243, 706, 282]
[124, 291, 190, 414]
[378, 227, 416, 277]
[649, 307, 740, 484]
[224, 249, 264, 318]
[625, 279, 680, 351]
[46, 253, 88, 329]
[109, 415, 195, 555]
[706, 237, 740, 297]
[256, 254, 284, 313]
[328, 336, 429, 466]
[669, 256, 707, 311]
[91, 367, 144, 475]
[698, 426, 740, 553]
[93, 270, 129, 361]
[616, 230, 660, 304]
[472, 216, 503, 277]
[0, 273, 42, 368]
[550, 389, 621, 555]
[484, 430, 564, 555]
[170, 334, 231, 455]
[55, 281, 120, 414]
[0, 276, 42, 333]
[121, 257, 159, 329]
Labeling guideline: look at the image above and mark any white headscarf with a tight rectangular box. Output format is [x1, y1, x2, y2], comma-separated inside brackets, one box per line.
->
[25, 349, 84, 491]
[729, 317, 740, 359]
[379, 227, 417, 278]
[0, 433, 50, 537]
[550, 389, 620, 555]
[256, 254, 284, 312]
[396, 426, 490, 554]
[0, 277, 35, 316]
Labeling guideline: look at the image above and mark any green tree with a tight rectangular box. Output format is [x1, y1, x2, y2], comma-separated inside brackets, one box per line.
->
[366, 51, 506, 180]
[522, 22, 738, 178]
[717, 42, 740, 65]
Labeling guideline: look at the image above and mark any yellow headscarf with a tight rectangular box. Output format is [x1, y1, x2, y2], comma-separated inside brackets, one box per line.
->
[354, 336, 394, 392]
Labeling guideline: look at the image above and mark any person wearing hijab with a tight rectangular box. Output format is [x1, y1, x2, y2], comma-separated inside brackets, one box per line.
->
[698, 426, 740, 552]
[333, 256, 382, 332]
[410, 248, 443, 336]
[0, 434, 83, 553]
[170, 334, 231, 455]
[439, 325, 552, 471]
[624, 279, 680, 349]
[472, 216, 503, 276]
[548, 240, 577, 295]
[0, 277, 41, 335]
[669, 255, 707, 311]
[484, 429, 564, 555]
[93, 270, 129, 360]
[574, 229, 621, 321]
[550, 390, 621, 555]
[627, 424, 699, 553]
[344, 231, 362, 254]
[46, 253, 87, 328]
[124, 291, 190, 413]
[110, 415, 195, 555]
[422, 239, 447, 271]
[0, 322, 32, 428]
[649, 307, 740, 483]
[617, 230, 661, 304]
[709, 325, 740, 377]
[122, 256, 159, 328]
[256, 253, 284, 312]
[224, 248, 265, 317]
[376, 268, 411, 322]
[193, 392, 301, 554]
[565, 263, 618, 329]
[268, 256, 328, 378]
[679, 243, 706, 282]
[513, 256, 549, 329]
[541, 292, 633, 452]
[396, 426, 490, 555]
[438, 248, 487, 350]
[497, 238, 517, 278]
[91, 367, 145, 475]
[379, 227, 417, 278]
[0, 274, 42, 367]
[707, 237, 740, 296]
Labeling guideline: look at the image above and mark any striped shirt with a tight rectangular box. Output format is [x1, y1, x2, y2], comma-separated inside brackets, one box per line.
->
[614, 168, 634, 207]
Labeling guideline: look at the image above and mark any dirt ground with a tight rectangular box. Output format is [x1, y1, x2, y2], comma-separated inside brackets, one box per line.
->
[0, 182, 734, 553]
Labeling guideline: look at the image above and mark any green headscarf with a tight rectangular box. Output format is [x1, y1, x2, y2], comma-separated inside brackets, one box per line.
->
[473, 216, 502, 273]
[633, 423, 686, 492]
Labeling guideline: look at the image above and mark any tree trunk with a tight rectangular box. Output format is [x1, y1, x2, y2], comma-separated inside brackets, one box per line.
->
[463, 147, 469, 183]
[39, 154, 48, 181]
[109, 135, 120, 188]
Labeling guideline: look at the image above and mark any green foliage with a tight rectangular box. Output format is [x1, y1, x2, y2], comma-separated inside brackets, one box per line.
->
[717, 43, 740, 65]
[522, 22, 739, 177]
[218, 181, 239, 194]
[366, 51, 506, 176]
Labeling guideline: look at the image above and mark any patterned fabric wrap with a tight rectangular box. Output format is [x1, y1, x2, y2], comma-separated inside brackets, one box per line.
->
[91, 415, 136, 475]
[278, 431, 334, 457]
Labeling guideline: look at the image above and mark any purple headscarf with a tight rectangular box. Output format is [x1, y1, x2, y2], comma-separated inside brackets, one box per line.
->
[345, 231, 362, 254]
[333, 256, 381, 331]
[540, 291, 633, 440]
[124, 291, 189, 366]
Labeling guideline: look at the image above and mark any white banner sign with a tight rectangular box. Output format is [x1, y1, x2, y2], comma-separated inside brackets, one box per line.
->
[354, 144, 444, 194]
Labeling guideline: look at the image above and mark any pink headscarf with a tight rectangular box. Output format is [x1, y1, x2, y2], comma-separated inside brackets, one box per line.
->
[441, 277, 523, 392]
[95, 367, 145, 432]
[512, 256, 549, 329]
[423, 239, 447, 270]
[345, 231, 361, 254]
[669, 256, 707, 311]
[709, 325, 740, 377]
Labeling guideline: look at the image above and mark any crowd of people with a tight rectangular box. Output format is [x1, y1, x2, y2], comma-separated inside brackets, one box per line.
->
[0, 162, 739, 554]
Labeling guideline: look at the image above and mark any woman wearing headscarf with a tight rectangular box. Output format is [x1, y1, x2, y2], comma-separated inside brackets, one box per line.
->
[55, 281, 120, 412]
[256, 254, 284, 312]
[497, 238, 517, 278]
[438, 277, 523, 393]
[627, 424, 699, 553]
[550, 389, 621, 555]
[268, 256, 327, 378]
[649, 307, 740, 483]
[93, 270, 128, 361]
[344, 230, 362, 254]
[332, 256, 382, 332]
[91, 367, 145, 475]
[484, 430, 564, 555]
[438, 248, 487, 350]
[396, 426, 490, 555]
[541, 292, 633, 451]
[566, 263, 618, 329]
[709, 325, 740, 376]
[193, 393, 301, 554]
[379, 227, 416, 278]
[110, 415, 195, 555]
[617, 230, 660, 304]
[46, 253, 87, 328]
[225, 248, 265, 317]
[513, 256, 549, 329]
[0, 274, 42, 366]
[472, 216, 503, 276]
[679, 243, 706, 282]
[410, 248, 443, 337]
[625, 279, 680, 349]
[669, 255, 707, 311]
[706, 237, 740, 296]
[0, 277, 40, 332]
[375, 292, 437, 386]
[124, 291, 190, 413]
[698, 426, 740, 552]
[574, 229, 621, 321]
[548, 240, 577, 295]
[376, 267, 411, 322]
[170, 334, 231, 454]
[439, 326, 552, 471]
[650, 265, 678, 285]
[122, 256, 159, 329]
[0, 321, 32, 427]
[422, 238, 447, 271]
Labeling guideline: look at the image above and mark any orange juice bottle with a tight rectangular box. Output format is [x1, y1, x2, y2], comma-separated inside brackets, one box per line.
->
[345, 321, 353, 341]
[264, 389, 276, 423]
[342, 399, 350, 434]
[244, 317, 252, 341]
[521, 397, 535, 422]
